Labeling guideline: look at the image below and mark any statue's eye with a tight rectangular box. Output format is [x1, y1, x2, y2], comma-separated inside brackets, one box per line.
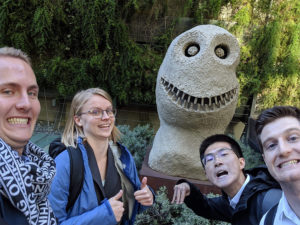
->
[185, 43, 200, 57]
[214, 45, 228, 59]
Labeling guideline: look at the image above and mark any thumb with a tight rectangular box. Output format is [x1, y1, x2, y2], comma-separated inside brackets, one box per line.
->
[141, 177, 147, 189]
[113, 190, 123, 200]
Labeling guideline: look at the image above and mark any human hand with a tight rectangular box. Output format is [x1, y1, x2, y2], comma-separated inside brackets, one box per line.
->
[108, 190, 124, 222]
[171, 182, 190, 204]
[134, 177, 154, 206]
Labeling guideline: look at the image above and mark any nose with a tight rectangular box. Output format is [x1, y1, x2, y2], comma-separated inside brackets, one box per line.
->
[278, 139, 292, 157]
[214, 156, 223, 167]
[101, 110, 110, 120]
[15, 92, 31, 111]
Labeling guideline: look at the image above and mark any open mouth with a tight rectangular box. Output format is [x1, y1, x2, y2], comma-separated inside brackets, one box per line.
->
[161, 77, 238, 111]
[216, 170, 228, 178]
[279, 160, 299, 168]
[7, 118, 29, 125]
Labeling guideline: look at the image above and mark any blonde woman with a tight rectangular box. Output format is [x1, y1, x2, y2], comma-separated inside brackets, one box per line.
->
[49, 88, 154, 225]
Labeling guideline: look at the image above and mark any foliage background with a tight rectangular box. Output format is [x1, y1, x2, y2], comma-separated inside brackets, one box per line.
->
[0, 0, 299, 109]
[119, 124, 154, 171]
[134, 186, 229, 225]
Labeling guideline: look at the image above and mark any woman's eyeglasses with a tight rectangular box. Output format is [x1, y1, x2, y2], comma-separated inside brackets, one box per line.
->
[79, 108, 116, 119]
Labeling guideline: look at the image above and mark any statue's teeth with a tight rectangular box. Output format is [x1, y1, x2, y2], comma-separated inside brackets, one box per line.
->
[181, 93, 186, 100]
[220, 94, 225, 104]
[215, 96, 220, 106]
[162, 77, 237, 112]
[225, 93, 230, 101]
[194, 97, 198, 104]
[187, 95, 191, 103]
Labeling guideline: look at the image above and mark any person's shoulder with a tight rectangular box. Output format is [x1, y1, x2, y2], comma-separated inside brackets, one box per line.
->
[54, 149, 71, 171]
[247, 165, 280, 188]
[55, 149, 69, 161]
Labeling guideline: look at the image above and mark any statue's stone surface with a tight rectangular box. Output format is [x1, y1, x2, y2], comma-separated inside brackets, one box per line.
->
[148, 24, 240, 180]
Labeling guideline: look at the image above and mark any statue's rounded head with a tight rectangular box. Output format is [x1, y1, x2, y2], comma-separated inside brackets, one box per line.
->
[156, 25, 240, 128]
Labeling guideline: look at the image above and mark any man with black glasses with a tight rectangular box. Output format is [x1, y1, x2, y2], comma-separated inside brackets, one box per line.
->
[172, 134, 281, 225]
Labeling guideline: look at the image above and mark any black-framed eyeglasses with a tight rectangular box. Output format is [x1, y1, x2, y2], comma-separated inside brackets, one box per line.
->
[78, 108, 116, 119]
[202, 148, 233, 166]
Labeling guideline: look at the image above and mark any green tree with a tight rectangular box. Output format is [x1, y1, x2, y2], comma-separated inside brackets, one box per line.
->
[0, 0, 162, 105]
[0, 0, 298, 108]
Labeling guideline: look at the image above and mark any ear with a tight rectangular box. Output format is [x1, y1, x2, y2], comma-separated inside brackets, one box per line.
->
[239, 157, 246, 170]
[74, 115, 82, 127]
[262, 153, 265, 162]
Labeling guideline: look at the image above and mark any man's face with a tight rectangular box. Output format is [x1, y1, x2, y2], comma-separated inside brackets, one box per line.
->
[0, 56, 40, 152]
[261, 117, 300, 185]
[204, 141, 245, 195]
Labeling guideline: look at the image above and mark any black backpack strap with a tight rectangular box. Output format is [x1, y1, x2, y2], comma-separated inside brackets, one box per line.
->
[66, 147, 84, 212]
[262, 188, 281, 214]
[264, 203, 278, 225]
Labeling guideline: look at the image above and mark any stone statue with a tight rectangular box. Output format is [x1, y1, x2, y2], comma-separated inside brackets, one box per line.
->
[148, 24, 240, 180]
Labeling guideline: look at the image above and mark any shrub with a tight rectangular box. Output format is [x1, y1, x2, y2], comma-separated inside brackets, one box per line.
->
[239, 140, 264, 170]
[118, 124, 154, 171]
[135, 186, 229, 225]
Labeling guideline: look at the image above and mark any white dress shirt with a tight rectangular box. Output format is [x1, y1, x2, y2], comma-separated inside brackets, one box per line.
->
[229, 174, 250, 209]
[260, 192, 300, 225]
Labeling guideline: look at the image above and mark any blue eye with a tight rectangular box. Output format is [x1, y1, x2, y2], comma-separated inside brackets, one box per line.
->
[90, 109, 101, 116]
[289, 134, 300, 142]
[28, 91, 38, 98]
[106, 109, 113, 114]
[266, 143, 277, 151]
[2, 89, 13, 95]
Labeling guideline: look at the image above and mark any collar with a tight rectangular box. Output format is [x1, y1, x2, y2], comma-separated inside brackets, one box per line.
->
[278, 192, 300, 223]
[229, 174, 250, 209]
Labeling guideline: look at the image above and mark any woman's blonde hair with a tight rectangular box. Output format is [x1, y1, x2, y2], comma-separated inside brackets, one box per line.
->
[62, 88, 121, 147]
